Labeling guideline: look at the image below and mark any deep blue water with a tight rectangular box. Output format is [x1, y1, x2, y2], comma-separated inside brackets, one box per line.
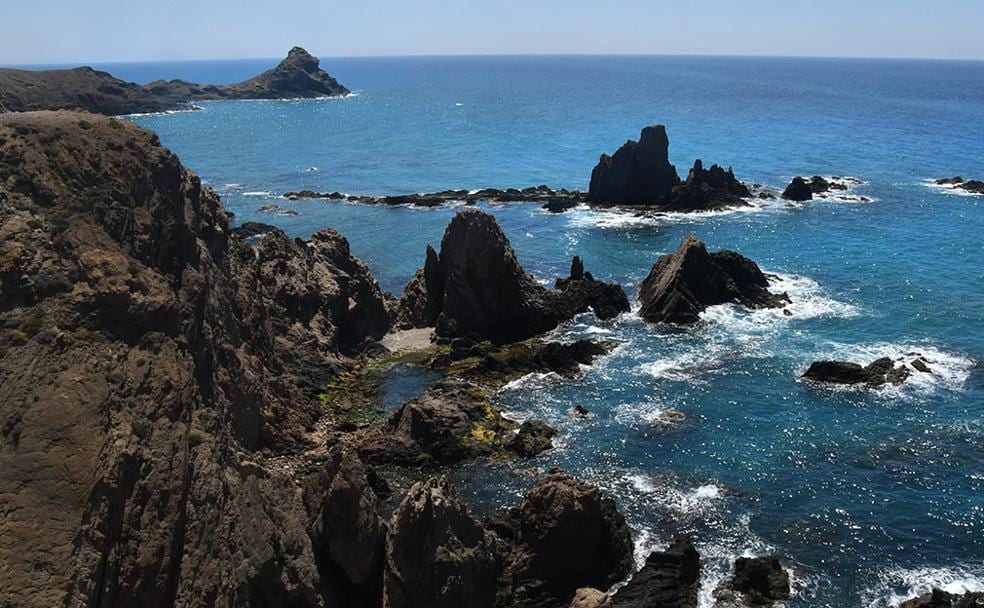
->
[119, 55, 984, 607]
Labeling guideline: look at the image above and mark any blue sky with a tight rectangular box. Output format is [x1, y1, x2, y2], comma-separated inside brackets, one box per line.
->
[3, 0, 983, 65]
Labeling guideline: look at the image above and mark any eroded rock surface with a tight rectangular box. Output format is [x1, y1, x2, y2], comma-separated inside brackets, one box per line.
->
[638, 235, 789, 324]
[614, 537, 700, 608]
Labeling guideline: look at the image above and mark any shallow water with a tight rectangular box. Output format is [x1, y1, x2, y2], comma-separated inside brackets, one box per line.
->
[124, 55, 984, 607]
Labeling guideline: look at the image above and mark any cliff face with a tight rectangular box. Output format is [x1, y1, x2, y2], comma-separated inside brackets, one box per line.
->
[0, 47, 349, 115]
[0, 112, 387, 607]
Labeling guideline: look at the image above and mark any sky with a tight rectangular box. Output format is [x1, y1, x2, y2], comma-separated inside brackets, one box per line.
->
[2, 0, 983, 65]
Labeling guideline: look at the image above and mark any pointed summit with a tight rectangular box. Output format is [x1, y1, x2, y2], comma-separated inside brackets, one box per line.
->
[223, 47, 350, 99]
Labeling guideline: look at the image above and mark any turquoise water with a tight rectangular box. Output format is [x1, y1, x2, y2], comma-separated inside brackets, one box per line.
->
[126, 55, 984, 607]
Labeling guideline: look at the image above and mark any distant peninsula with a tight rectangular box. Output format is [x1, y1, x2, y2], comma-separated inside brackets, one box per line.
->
[0, 47, 349, 115]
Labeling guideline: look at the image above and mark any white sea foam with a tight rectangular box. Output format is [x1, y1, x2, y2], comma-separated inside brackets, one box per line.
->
[243, 191, 276, 197]
[864, 563, 984, 607]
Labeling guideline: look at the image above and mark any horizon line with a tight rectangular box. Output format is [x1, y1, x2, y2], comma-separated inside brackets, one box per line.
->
[7, 50, 984, 69]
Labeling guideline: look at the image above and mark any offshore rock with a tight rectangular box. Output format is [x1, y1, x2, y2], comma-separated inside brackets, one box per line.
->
[781, 176, 814, 201]
[554, 256, 631, 321]
[898, 589, 984, 608]
[802, 357, 913, 387]
[396, 209, 628, 342]
[723, 555, 790, 605]
[588, 125, 751, 211]
[638, 235, 789, 324]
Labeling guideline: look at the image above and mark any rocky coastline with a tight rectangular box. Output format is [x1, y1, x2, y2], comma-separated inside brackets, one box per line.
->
[0, 108, 966, 608]
[0, 46, 349, 115]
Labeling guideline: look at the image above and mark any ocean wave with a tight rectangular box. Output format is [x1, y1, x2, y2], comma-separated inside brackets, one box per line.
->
[864, 563, 984, 607]
[565, 200, 778, 230]
[243, 190, 276, 197]
[614, 401, 687, 427]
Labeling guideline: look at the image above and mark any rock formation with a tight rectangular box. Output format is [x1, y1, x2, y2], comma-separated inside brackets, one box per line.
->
[934, 176, 984, 195]
[587, 125, 750, 211]
[554, 256, 632, 321]
[802, 355, 936, 387]
[898, 589, 984, 608]
[719, 555, 790, 605]
[384, 476, 499, 608]
[638, 235, 790, 324]
[396, 208, 629, 343]
[613, 537, 701, 608]
[0, 111, 388, 607]
[494, 468, 635, 607]
[781, 175, 851, 201]
[284, 185, 587, 211]
[0, 47, 348, 115]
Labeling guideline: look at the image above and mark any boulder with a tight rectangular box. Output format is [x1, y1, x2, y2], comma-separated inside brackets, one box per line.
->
[507, 420, 559, 458]
[802, 357, 912, 387]
[898, 589, 984, 608]
[781, 177, 813, 201]
[725, 555, 790, 605]
[554, 256, 632, 320]
[498, 468, 635, 607]
[638, 235, 789, 324]
[588, 125, 680, 206]
[934, 176, 964, 185]
[956, 179, 984, 194]
[384, 476, 499, 608]
[613, 537, 700, 608]
[396, 209, 628, 342]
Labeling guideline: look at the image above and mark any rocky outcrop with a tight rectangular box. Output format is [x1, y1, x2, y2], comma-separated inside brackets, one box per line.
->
[396, 209, 629, 343]
[570, 588, 613, 608]
[284, 185, 587, 211]
[781, 176, 813, 201]
[495, 468, 635, 607]
[436, 338, 615, 386]
[357, 381, 555, 466]
[802, 355, 928, 387]
[613, 537, 700, 608]
[638, 235, 789, 324]
[384, 476, 499, 608]
[718, 555, 790, 606]
[898, 589, 984, 608]
[554, 256, 632, 321]
[0, 47, 348, 115]
[588, 126, 750, 211]
[782, 175, 852, 201]
[0, 111, 389, 607]
[934, 176, 984, 195]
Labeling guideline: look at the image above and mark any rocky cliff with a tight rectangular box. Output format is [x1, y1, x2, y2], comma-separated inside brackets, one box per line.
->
[0, 111, 386, 607]
[0, 47, 349, 115]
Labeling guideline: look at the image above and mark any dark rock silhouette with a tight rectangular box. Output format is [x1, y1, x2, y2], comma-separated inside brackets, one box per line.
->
[614, 537, 701, 608]
[588, 125, 680, 206]
[638, 235, 789, 324]
[396, 209, 628, 342]
[781, 176, 814, 201]
[555, 256, 632, 321]
[588, 125, 751, 211]
[285, 184, 587, 210]
[723, 555, 790, 605]
[802, 357, 912, 387]
[0, 47, 348, 115]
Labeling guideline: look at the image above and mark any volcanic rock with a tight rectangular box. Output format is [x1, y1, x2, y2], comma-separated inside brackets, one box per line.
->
[613, 537, 700, 608]
[781, 176, 813, 201]
[396, 209, 628, 342]
[664, 159, 751, 212]
[802, 357, 912, 387]
[898, 589, 984, 608]
[507, 420, 559, 458]
[497, 468, 635, 607]
[724, 555, 790, 605]
[934, 176, 965, 185]
[383, 476, 499, 608]
[957, 180, 984, 194]
[638, 235, 789, 324]
[588, 125, 681, 206]
[554, 256, 632, 320]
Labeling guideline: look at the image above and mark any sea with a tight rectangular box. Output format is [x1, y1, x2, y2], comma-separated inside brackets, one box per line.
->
[62, 54, 984, 606]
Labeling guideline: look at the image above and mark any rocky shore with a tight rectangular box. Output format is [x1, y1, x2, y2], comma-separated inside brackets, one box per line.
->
[0, 47, 348, 115]
[284, 185, 588, 212]
[0, 112, 962, 608]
